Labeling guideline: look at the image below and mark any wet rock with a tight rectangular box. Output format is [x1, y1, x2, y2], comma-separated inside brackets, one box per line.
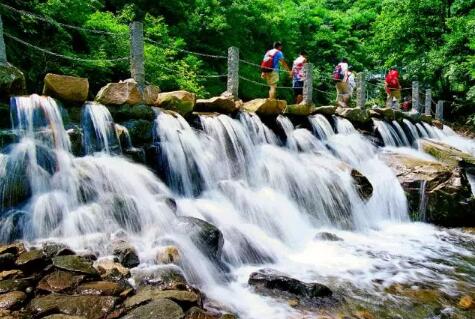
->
[195, 96, 239, 114]
[43, 74, 89, 103]
[370, 107, 396, 121]
[312, 105, 337, 116]
[43, 315, 87, 319]
[352, 310, 375, 319]
[382, 151, 475, 226]
[37, 270, 83, 293]
[122, 299, 184, 319]
[96, 81, 143, 106]
[176, 217, 224, 260]
[433, 119, 444, 129]
[107, 104, 155, 122]
[184, 307, 215, 319]
[124, 286, 201, 310]
[76, 281, 125, 296]
[458, 295, 474, 310]
[242, 99, 287, 116]
[112, 241, 140, 268]
[42, 242, 75, 259]
[351, 169, 373, 200]
[52, 256, 98, 276]
[0, 270, 23, 280]
[0, 279, 30, 294]
[0, 253, 16, 270]
[0, 64, 26, 99]
[156, 91, 196, 115]
[66, 127, 83, 157]
[143, 85, 161, 105]
[15, 249, 46, 271]
[0, 291, 26, 310]
[122, 119, 153, 145]
[29, 294, 118, 319]
[123, 147, 146, 164]
[156, 246, 181, 265]
[0, 243, 25, 256]
[419, 139, 475, 168]
[0, 130, 16, 148]
[132, 264, 188, 290]
[155, 195, 178, 214]
[315, 232, 343, 242]
[420, 114, 433, 124]
[336, 107, 370, 124]
[101, 194, 142, 233]
[284, 104, 315, 116]
[248, 268, 332, 299]
[95, 259, 130, 280]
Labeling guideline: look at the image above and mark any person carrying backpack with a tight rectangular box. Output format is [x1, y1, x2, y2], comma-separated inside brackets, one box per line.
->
[292, 50, 308, 104]
[385, 67, 402, 109]
[333, 58, 350, 107]
[261, 42, 291, 99]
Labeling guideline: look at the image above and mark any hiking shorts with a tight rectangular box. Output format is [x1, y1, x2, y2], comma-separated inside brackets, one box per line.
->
[264, 71, 279, 86]
[293, 80, 304, 95]
[336, 81, 350, 101]
[387, 88, 401, 101]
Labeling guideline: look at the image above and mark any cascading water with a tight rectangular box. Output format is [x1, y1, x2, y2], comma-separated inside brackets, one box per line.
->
[82, 102, 121, 154]
[1, 95, 474, 319]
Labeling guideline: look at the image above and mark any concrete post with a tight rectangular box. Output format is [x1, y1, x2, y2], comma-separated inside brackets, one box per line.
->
[412, 81, 420, 112]
[436, 101, 444, 120]
[424, 88, 432, 116]
[356, 72, 366, 108]
[302, 63, 313, 105]
[129, 21, 145, 88]
[227, 47, 239, 98]
[0, 15, 7, 65]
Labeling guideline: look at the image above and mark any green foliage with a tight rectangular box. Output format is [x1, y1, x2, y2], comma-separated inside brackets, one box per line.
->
[1, 0, 473, 121]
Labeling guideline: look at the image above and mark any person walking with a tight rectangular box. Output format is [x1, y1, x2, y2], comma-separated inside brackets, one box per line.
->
[347, 66, 356, 98]
[292, 51, 308, 104]
[385, 66, 402, 109]
[261, 42, 291, 99]
[333, 58, 350, 107]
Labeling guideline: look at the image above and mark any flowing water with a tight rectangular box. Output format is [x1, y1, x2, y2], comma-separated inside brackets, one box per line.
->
[0, 95, 474, 319]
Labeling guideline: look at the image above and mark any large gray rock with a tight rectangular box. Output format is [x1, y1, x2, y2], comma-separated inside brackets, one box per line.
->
[124, 286, 200, 310]
[42, 73, 89, 103]
[76, 281, 126, 296]
[242, 99, 286, 116]
[0, 291, 26, 310]
[37, 270, 84, 293]
[0, 64, 25, 99]
[122, 299, 184, 319]
[335, 107, 370, 124]
[52, 256, 98, 276]
[112, 241, 140, 268]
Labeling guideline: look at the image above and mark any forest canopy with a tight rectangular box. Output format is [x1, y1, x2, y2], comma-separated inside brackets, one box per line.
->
[1, 0, 474, 121]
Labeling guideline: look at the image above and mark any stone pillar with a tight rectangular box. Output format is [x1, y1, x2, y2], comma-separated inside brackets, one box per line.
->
[227, 47, 239, 98]
[302, 63, 313, 105]
[436, 101, 444, 120]
[412, 81, 419, 112]
[0, 15, 7, 65]
[424, 88, 432, 115]
[356, 72, 366, 108]
[129, 21, 145, 88]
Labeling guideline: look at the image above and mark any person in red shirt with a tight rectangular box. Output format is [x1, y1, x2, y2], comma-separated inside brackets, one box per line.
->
[384, 67, 402, 109]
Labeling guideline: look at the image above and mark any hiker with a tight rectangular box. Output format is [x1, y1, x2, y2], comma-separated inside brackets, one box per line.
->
[401, 95, 412, 111]
[333, 58, 350, 107]
[261, 42, 291, 99]
[292, 50, 308, 104]
[347, 66, 356, 98]
[385, 66, 402, 109]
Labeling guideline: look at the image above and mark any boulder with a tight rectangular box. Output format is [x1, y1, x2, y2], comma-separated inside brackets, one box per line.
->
[351, 169, 373, 200]
[42, 74, 89, 103]
[382, 152, 475, 226]
[0, 279, 30, 294]
[248, 268, 332, 299]
[402, 110, 421, 122]
[195, 96, 239, 114]
[122, 119, 153, 145]
[131, 264, 188, 290]
[52, 256, 98, 276]
[112, 241, 140, 268]
[156, 246, 181, 265]
[143, 85, 161, 105]
[0, 253, 15, 270]
[66, 127, 83, 157]
[185, 307, 215, 319]
[0, 130, 16, 148]
[0, 64, 26, 99]
[284, 104, 315, 116]
[242, 99, 286, 116]
[433, 120, 444, 129]
[0, 270, 23, 280]
[312, 105, 337, 116]
[43, 315, 87, 319]
[122, 299, 184, 319]
[0, 243, 25, 256]
[76, 281, 126, 296]
[42, 242, 75, 259]
[124, 286, 200, 310]
[176, 217, 224, 260]
[29, 294, 117, 319]
[156, 91, 196, 115]
[314, 232, 343, 242]
[419, 139, 475, 168]
[370, 107, 395, 121]
[15, 249, 46, 271]
[0, 291, 26, 310]
[37, 270, 83, 293]
[108, 104, 155, 122]
[335, 107, 370, 124]
[458, 295, 474, 310]
[95, 259, 130, 280]
[96, 82, 142, 106]
[420, 114, 433, 124]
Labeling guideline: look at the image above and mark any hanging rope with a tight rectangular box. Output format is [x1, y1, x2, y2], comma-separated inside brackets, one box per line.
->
[158, 63, 227, 79]
[0, 3, 125, 36]
[4, 32, 128, 64]
[145, 38, 227, 60]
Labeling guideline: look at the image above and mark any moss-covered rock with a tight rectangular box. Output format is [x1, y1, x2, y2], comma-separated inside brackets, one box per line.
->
[242, 99, 286, 115]
[312, 105, 337, 116]
[419, 139, 475, 168]
[284, 104, 315, 116]
[156, 91, 196, 115]
[122, 119, 153, 145]
[0, 64, 25, 100]
[107, 104, 155, 122]
[336, 107, 370, 124]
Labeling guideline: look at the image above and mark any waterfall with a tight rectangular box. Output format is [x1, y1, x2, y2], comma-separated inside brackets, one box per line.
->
[415, 123, 430, 138]
[308, 114, 335, 140]
[238, 111, 277, 145]
[392, 120, 410, 146]
[333, 116, 356, 135]
[82, 102, 121, 155]
[374, 119, 404, 146]
[402, 119, 420, 142]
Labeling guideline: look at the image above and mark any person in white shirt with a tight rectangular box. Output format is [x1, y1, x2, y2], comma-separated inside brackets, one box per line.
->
[334, 58, 350, 107]
[291, 51, 308, 104]
[347, 66, 356, 98]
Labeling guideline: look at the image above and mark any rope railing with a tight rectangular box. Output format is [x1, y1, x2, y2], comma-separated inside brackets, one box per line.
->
[0, 3, 125, 36]
[158, 63, 228, 79]
[4, 32, 128, 64]
[145, 38, 227, 60]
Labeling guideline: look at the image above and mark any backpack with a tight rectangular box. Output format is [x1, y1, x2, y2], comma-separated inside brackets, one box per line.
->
[261, 49, 277, 73]
[386, 70, 399, 88]
[332, 64, 344, 81]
